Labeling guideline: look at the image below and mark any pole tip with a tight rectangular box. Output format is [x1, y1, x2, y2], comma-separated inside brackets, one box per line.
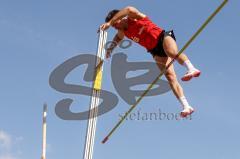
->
[102, 136, 109, 144]
[43, 103, 47, 111]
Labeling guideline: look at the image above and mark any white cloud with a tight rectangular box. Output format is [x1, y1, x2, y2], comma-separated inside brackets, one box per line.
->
[0, 130, 23, 159]
[0, 130, 12, 149]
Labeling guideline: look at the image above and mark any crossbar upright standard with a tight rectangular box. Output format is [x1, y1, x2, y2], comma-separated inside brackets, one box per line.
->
[41, 103, 47, 159]
[82, 30, 107, 159]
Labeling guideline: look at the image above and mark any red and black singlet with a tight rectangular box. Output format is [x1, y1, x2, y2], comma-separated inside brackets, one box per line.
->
[124, 16, 164, 51]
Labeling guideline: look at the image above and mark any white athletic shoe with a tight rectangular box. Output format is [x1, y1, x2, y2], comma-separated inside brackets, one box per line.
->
[181, 69, 201, 81]
[180, 106, 194, 118]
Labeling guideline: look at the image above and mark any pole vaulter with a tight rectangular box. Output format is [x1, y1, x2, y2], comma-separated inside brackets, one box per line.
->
[100, 0, 228, 144]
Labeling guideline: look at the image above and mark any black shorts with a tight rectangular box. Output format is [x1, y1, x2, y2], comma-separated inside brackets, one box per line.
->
[148, 30, 176, 57]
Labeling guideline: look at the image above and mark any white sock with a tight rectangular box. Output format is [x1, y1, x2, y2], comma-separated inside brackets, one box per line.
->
[183, 60, 195, 72]
[178, 96, 191, 109]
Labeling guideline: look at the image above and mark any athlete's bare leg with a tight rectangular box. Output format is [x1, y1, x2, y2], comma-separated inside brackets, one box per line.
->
[154, 56, 194, 117]
[163, 36, 201, 81]
[154, 56, 183, 98]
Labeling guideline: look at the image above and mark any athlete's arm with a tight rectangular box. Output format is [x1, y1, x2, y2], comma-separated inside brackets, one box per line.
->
[100, 6, 146, 31]
[106, 30, 124, 58]
[109, 6, 146, 25]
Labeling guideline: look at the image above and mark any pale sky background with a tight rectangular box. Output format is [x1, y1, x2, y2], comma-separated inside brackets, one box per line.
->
[0, 0, 240, 159]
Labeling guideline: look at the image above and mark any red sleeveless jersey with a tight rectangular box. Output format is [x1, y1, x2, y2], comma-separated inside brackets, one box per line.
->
[124, 16, 163, 51]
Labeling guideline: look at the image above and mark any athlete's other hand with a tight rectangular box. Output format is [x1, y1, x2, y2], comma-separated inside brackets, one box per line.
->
[106, 48, 112, 59]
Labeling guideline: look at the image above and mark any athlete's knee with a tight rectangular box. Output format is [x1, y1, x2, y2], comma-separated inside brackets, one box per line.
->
[165, 72, 177, 83]
[164, 46, 178, 58]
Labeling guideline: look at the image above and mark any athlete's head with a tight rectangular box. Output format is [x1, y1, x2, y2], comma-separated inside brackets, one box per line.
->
[105, 9, 120, 23]
[105, 9, 123, 30]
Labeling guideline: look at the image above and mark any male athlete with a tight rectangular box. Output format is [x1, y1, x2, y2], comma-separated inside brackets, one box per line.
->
[99, 6, 201, 117]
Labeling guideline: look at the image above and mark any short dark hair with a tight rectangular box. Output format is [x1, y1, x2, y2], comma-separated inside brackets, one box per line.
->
[105, 9, 120, 22]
